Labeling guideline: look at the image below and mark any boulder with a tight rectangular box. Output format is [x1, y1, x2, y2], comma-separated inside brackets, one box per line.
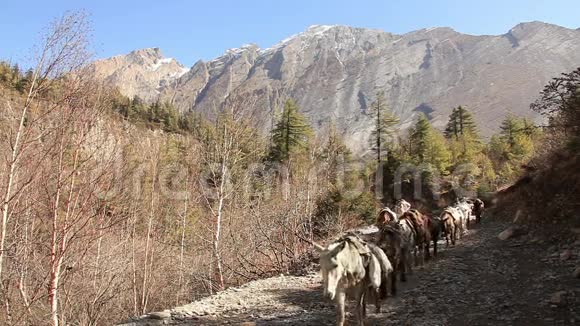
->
[498, 226, 527, 241]
[148, 311, 171, 320]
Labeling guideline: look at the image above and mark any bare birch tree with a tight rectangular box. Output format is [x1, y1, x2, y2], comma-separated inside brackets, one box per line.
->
[0, 11, 91, 288]
[198, 102, 262, 291]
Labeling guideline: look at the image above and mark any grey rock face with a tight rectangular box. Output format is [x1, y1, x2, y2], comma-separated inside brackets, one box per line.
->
[93, 22, 580, 154]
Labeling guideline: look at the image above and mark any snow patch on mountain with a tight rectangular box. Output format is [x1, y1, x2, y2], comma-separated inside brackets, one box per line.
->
[263, 24, 338, 53]
[148, 57, 175, 71]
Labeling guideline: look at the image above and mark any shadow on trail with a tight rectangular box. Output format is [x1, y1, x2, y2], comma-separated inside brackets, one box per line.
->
[256, 232, 487, 325]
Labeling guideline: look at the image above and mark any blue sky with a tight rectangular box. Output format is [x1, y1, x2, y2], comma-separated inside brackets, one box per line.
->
[1, 0, 578, 68]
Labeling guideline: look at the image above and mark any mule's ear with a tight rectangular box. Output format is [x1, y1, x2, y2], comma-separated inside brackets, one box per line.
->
[312, 242, 325, 252]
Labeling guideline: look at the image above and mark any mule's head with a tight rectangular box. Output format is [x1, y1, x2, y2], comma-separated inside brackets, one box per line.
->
[457, 197, 474, 207]
[464, 200, 475, 212]
[394, 199, 411, 216]
[316, 242, 346, 300]
[378, 224, 400, 258]
[378, 208, 397, 225]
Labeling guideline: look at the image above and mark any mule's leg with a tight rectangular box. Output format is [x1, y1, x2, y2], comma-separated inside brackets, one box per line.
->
[335, 291, 346, 326]
[433, 237, 438, 257]
[413, 246, 419, 266]
[399, 253, 407, 282]
[425, 240, 431, 261]
[362, 290, 367, 318]
[391, 269, 397, 295]
[406, 250, 414, 275]
[356, 289, 366, 326]
[375, 287, 382, 313]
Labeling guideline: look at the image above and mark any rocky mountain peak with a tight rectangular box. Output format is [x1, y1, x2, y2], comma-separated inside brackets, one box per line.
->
[91, 47, 189, 101]
[508, 21, 571, 37]
[92, 22, 580, 154]
[305, 24, 337, 35]
[126, 47, 163, 63]
[223, 43, 260, 57]
[511, 20, 553, 31]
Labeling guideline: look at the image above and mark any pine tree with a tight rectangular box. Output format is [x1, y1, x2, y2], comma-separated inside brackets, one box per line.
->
[0, 62, 10, 84]
[369, 91, 399, 164]
[444, 106, 478, 140]
[499, 115, 537, 160]
[130, 96, 147, 121]
[162, 102, 179, 132]
[179, 112, 199, 133]
[499, 114, 521, 149]
[410, 113, 451, 174]
[426, 130, 452, 174]
[489, 114, 540, 183]
[445, 106, 481, 165]
[476, 152, 497, 192]
[11, 63, 20, 88]
[269, 99, 313, 163]
[410, 113, 431, 162]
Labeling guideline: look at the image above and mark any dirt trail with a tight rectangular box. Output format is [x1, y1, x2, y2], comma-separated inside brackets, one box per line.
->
[119, 220, 580, 326]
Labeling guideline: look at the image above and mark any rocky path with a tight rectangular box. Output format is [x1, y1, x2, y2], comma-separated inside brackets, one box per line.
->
[119, 221, 580, 326]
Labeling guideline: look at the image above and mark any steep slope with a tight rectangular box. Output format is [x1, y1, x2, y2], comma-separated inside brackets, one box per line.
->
[93, 22, 580, 152]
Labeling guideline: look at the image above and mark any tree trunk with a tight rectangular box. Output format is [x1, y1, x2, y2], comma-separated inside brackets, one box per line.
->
[130, 208, 138, 315]
[0, 56, 43, 285]
[141, 167, 156, 314]
[0, 100, 29, 287]
[212, 162, 226, 291]
[48, 138, 65, 326]
[177, 189, 189, 304]
[377, 97, 382, 164]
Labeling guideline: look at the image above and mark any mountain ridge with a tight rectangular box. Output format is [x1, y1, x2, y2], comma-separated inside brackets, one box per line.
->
[90, 21, 580, 153]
